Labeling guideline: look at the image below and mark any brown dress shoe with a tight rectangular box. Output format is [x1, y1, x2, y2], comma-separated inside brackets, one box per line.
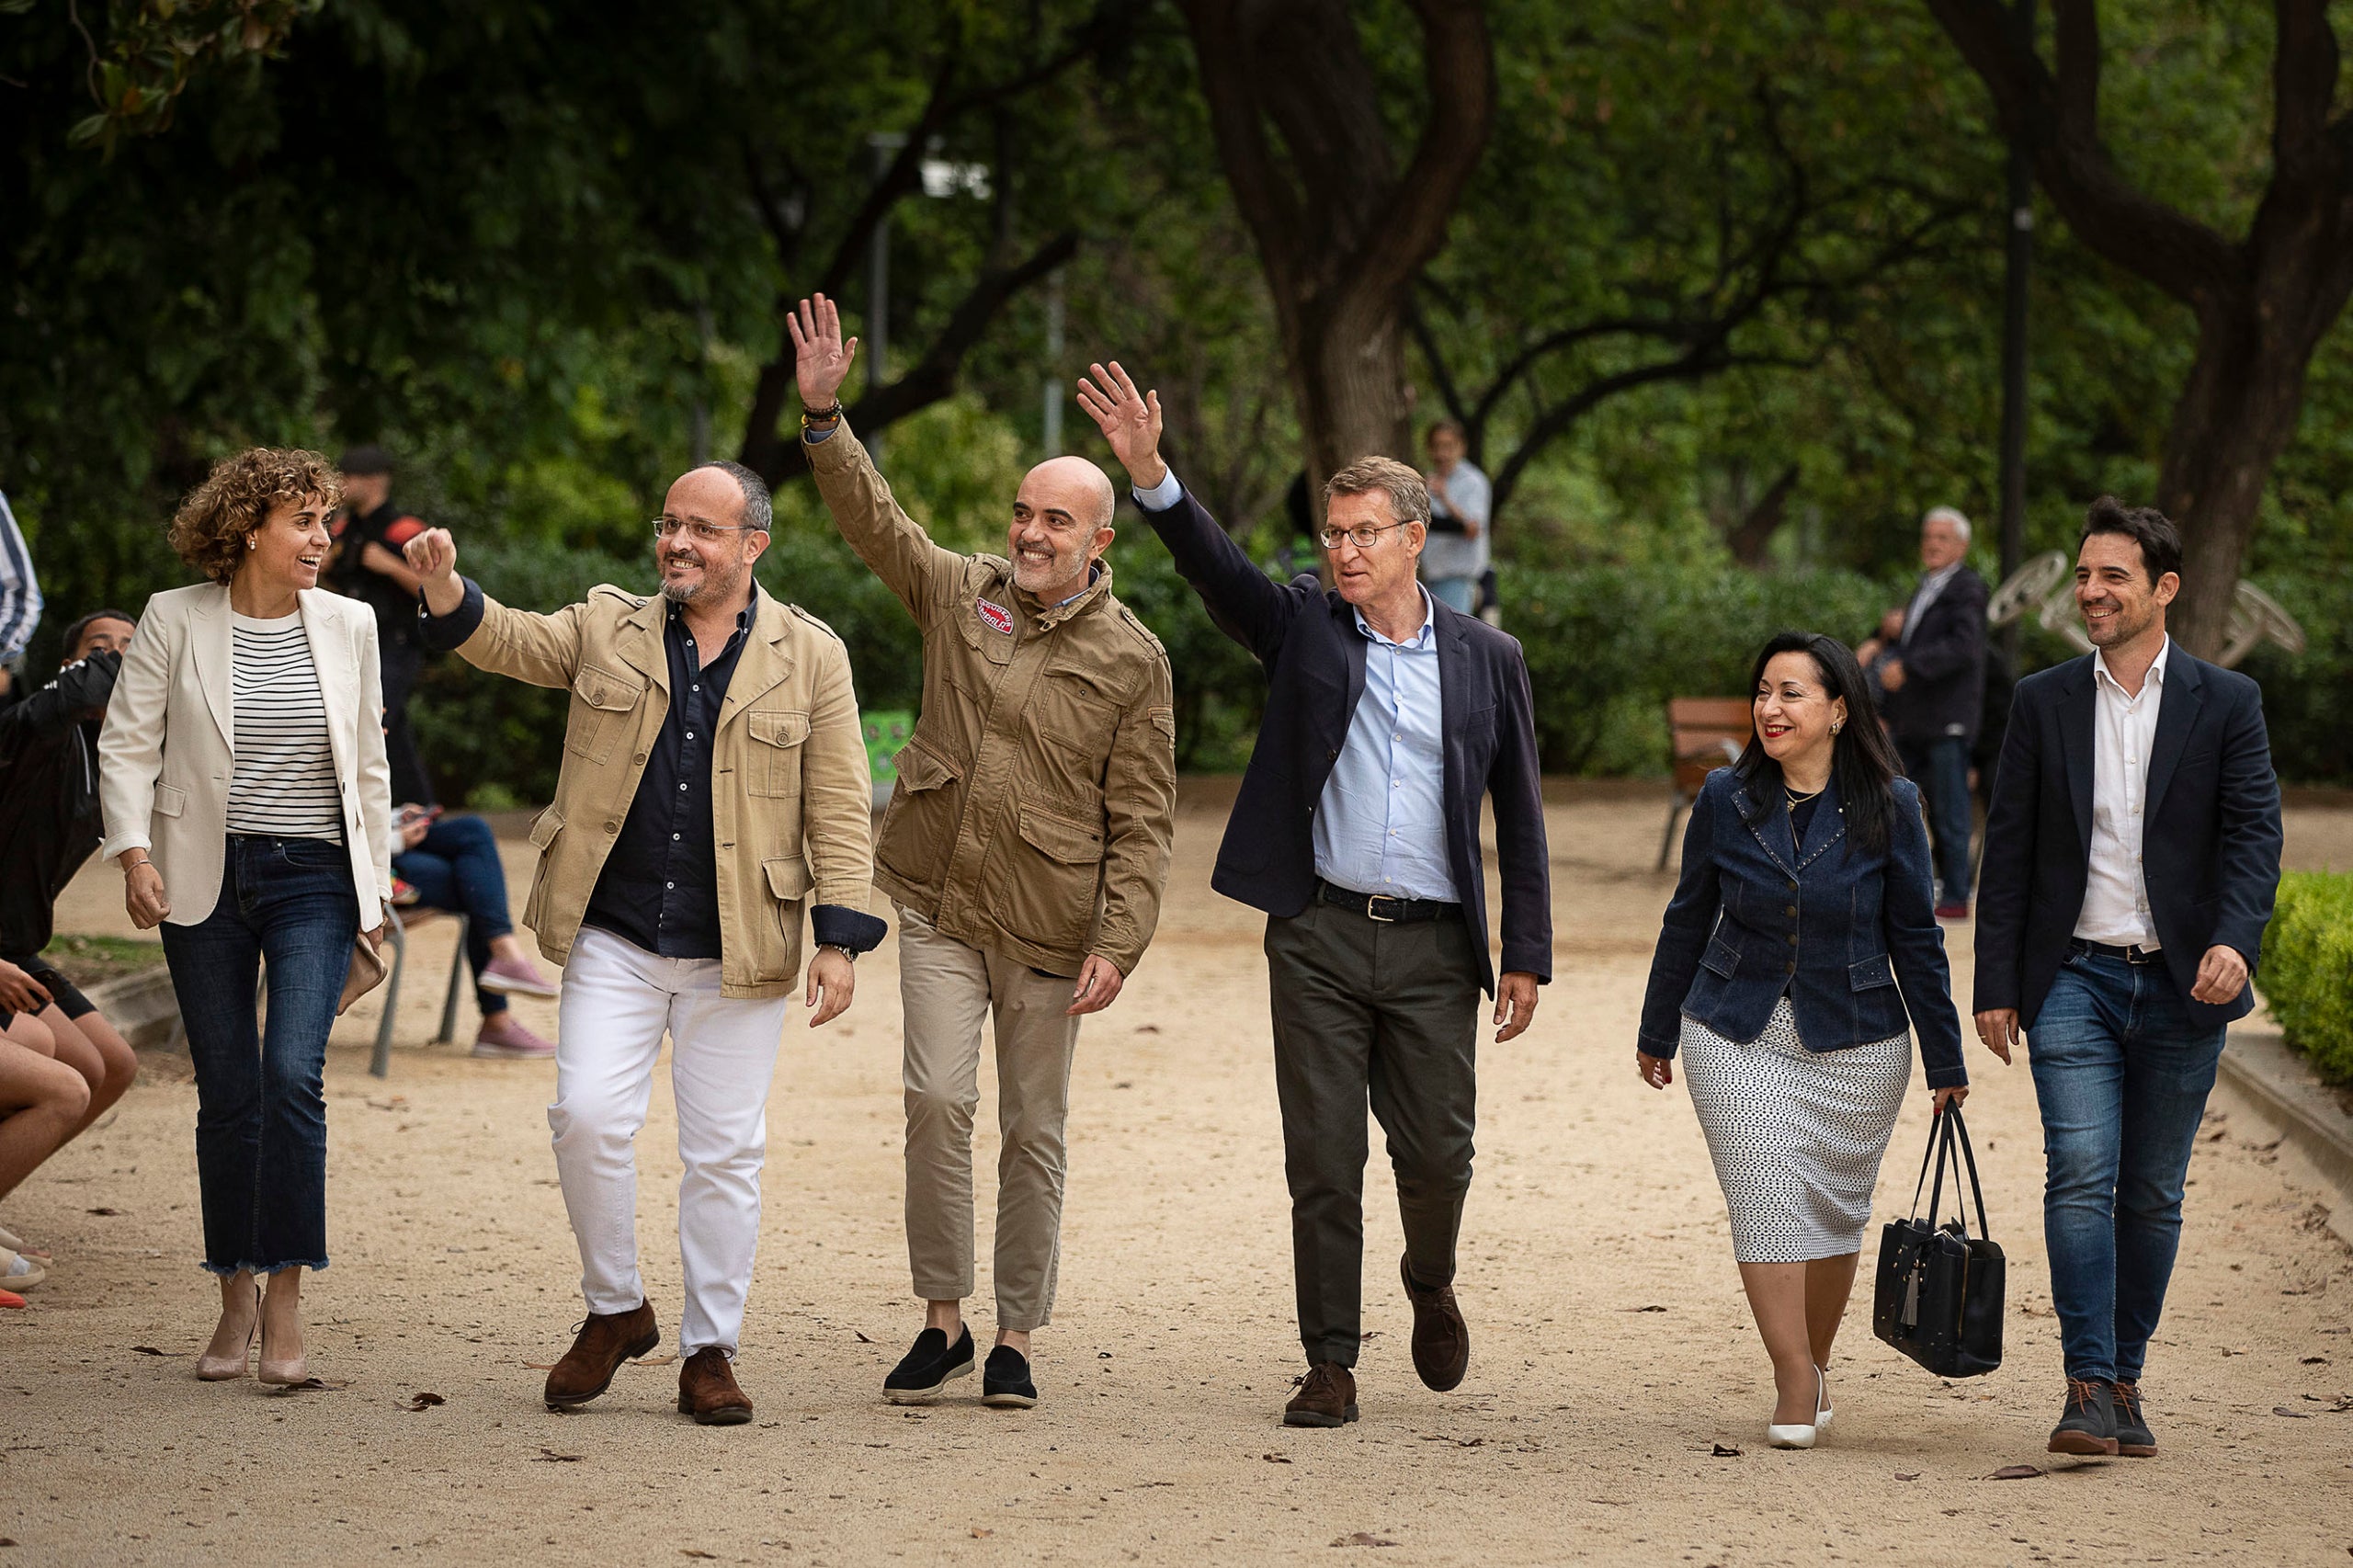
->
[677, 1346, 754, 1426]
[1401, 1254, 1469, 1392]
[1283, 1361, 1358, 1427]
[543, 1301, 660, 1409]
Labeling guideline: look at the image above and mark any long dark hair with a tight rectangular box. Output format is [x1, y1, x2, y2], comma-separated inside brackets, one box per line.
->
[1730, 631, 1904, 856]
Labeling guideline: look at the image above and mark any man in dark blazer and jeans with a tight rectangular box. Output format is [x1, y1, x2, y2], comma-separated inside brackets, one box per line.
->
[1077, 363, 1551, 1429]
[1880, 506, 1989, 918]
[1974, 496, 2280, 1460]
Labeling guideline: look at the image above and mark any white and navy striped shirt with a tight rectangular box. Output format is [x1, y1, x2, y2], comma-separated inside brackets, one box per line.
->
[227, 611, 343, 841]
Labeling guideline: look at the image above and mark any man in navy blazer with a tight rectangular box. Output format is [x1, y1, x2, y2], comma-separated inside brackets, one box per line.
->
[1077, 363, 1551, 1430]
[1973, 496, 2281, 1460]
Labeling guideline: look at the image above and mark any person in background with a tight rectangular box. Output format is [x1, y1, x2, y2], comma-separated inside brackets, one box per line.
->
[1877, 506, 1989, 919]
[1418, 422, 1490, 617]
[1853, 607, 1908, 719]
[0, 609, 144, 1242]
[0, 489, 42, 708]
[1638, 631, 1966, 1450]
[1973, 497, 2281, 1461]
[99, 448, 395, 1387]
[329, 446, 434, 804]
[390, 803, 561, 1059]
[793, 295, 1177, 1414]
[1081, 361, 1550, 1432]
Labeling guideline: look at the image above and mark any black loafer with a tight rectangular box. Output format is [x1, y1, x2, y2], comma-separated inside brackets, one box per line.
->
[883, 1325, 975, 1404]
[2111, 1380, 2156, 1457]
[2049, 1377, 2120, 1456]
[982, 1345, 1039, 1408]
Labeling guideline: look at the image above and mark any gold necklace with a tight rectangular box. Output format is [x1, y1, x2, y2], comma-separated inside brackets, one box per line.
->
[1784, 783, 1824, 809]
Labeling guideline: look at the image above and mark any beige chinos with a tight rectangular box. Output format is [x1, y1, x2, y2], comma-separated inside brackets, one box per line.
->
[896, 904, 1082, 1331]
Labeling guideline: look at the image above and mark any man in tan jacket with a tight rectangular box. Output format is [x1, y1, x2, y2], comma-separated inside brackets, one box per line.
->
[790, 294, 1176, 1409]
[404, 460, 883, 1426]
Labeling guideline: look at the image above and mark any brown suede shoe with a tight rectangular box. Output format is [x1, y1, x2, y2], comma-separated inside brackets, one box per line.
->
[1283, 1361, 1358, 1427]
[542, 1301, 661, 1410]
[676, 1346, 754, 1426]
[1401, 1254, 1469, 1392]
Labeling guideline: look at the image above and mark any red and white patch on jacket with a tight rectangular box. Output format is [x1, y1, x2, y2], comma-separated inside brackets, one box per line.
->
[976, 599, 1016, 636]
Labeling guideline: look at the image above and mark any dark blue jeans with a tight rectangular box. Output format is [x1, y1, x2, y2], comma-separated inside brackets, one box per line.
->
[2027, 949, 2226, 1385]
[160, 835, 358, 1277]
[1898, 735, 1974, 905]
[392, 814, 517, 1016]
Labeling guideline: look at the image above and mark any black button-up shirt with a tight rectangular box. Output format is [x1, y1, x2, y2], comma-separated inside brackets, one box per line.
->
[577, 597, 754, 960]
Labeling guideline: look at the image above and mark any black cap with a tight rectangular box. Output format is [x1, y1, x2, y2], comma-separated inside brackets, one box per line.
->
[338, 443, 395, 477]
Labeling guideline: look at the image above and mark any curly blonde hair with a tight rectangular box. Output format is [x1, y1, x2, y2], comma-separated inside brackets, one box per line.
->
[169, 448, 343, 585]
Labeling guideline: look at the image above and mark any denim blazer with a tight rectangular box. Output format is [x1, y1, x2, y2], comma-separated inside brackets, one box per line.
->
[1637, 767, 1966, 1088]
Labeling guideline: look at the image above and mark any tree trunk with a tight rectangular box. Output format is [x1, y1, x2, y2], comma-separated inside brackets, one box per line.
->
[1179, 0, 1492, 512]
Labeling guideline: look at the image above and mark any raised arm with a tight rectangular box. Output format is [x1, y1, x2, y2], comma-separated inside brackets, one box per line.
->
[404, 526, 589, 688]
[790, 293, 966, 623]
[1076, 360, 1304, 662]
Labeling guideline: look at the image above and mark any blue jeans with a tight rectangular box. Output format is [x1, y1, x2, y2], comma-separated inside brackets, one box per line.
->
[1898, 735, 1974, 905]
[2027, 949, 2226, 1385]
[160, 835, 358, 1276]
[393, 814, 517, 1016]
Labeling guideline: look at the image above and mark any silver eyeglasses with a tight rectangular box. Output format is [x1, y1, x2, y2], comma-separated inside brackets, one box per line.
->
[652, 517, 760, 544]
[1318, 520, 1415, 550]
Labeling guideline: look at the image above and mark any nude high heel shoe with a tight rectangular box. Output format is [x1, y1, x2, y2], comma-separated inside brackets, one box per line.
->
[1767, 1367, 1823, 1449]
[197, 1282, 261, 1381]
[256, 1283, 307, 1386]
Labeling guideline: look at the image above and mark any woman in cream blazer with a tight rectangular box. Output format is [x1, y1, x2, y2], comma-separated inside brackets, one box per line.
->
[98, 449, 393, 1387]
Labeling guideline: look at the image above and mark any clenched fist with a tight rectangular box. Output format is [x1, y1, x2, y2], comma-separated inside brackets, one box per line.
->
[403, 528, 466, 617]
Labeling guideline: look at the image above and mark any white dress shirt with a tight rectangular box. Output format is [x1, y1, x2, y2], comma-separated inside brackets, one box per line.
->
[2074, 637, 2171, 949]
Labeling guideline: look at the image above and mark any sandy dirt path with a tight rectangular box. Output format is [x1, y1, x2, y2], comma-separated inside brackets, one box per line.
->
[6, 788, 2350, 1566]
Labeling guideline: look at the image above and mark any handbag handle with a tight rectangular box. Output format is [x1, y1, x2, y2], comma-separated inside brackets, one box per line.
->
[1908, 1105, 1956, 1227]
[1942, 1103, 1994, 1240]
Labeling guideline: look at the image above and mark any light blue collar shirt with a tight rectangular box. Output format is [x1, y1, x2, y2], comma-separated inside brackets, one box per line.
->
[1313, 586, 1458, 903]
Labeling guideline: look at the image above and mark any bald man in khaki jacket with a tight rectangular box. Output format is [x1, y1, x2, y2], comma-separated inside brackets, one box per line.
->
[790, 295, 1176, 1410]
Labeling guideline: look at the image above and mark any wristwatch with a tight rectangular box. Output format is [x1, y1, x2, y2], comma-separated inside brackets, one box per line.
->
[819, 943, 856, 963]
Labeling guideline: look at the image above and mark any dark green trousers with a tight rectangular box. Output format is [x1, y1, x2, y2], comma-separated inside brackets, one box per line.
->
[1265, 898, 1481, 1369]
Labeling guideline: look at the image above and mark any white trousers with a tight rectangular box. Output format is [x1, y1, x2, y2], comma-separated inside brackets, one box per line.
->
[549, 926, 791, 1356]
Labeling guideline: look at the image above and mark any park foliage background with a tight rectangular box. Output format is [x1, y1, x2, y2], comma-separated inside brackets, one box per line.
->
[4, 0, 2351, 801]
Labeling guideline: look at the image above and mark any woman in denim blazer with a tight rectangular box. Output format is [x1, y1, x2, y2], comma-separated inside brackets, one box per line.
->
[1638, 631, 1967, 1449]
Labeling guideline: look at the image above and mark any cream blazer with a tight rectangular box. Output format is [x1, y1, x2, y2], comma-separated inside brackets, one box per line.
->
[98, 583, 395, 926]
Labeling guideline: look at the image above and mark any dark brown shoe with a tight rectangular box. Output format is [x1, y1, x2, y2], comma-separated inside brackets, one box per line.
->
[676, 1346, 754, 1426]
[543, 1301, 660, 1409]
[1401, 1254, 1469, 1392]
[1283, 1361, 1358, 1427]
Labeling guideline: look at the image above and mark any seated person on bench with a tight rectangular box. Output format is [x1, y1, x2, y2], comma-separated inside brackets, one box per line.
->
[392, 803, 559, 1059]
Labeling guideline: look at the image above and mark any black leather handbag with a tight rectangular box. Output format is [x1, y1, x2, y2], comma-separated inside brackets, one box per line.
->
[1872, 1104, 2005, 1378]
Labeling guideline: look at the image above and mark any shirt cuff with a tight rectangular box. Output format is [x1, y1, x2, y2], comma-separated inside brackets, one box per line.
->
[812, 904, 888, 955]
[802, 421, 840, 445]
[1132, 470, 1183, 512]
[417, 576, 486, 653]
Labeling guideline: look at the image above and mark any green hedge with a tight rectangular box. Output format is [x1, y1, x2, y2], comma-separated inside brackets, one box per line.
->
[2260, 871, 2353, 1087]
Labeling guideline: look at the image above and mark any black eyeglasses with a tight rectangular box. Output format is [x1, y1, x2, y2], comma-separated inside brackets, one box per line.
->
[1318, 520, 1415, 550]
[652, 517, 762, 544]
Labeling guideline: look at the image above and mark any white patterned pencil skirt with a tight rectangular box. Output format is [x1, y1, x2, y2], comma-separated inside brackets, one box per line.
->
[1680, 995, 1913, 1263]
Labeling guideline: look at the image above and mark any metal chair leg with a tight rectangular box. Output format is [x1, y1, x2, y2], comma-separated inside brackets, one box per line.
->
[436, 915, 469, 1045]
[1658, 800, 1683, 871]
[370, 914, 408, 1079]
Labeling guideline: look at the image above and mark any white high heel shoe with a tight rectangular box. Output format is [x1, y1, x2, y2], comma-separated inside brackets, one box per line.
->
[1768, 1367, 1824, 1449]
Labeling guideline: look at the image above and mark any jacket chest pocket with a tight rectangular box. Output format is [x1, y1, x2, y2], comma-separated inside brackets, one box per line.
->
[1036, 663, 1122, 776]
[566, 664, 646, 766]
[745, 710, 813, 799]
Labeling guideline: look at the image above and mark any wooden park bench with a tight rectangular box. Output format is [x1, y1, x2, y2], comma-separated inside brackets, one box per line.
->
[1658, 698, 1753, 870]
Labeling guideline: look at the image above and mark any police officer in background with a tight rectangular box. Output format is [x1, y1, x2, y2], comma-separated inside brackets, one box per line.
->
[329, 445, 433, 803]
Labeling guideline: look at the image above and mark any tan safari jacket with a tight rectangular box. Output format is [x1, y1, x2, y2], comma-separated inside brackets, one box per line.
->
[450, 581, 874, 998]
[807, 419, 1176, 978]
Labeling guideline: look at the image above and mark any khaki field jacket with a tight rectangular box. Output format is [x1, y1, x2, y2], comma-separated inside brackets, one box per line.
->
[808, 422, 1176, 977]
[450, 581, 874, 997]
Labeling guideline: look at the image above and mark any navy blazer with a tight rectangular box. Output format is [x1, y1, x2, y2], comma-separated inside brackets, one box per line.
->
[1890, 566, 1989, 744]
[1638, 768, 1967, 1088]
[1136, 483, 1551, 996]
[1972, 647, 2281, 1029]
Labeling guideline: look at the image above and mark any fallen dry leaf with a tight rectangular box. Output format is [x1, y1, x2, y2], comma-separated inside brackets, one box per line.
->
[268, 1377, 347, 1393]
[1894, 1471, 1921, 1482]
[85, 1207, 119, 1217]
[1988, 1464, 2046, 1480]
[403, 1392, 446, 1412]
[2302, 1356, 2330, 1365]
[1627, 1304, 1667, 1313]
[2273, 1406, 2313, 1419]
[131, 1346, 177, 1357]
[854, 1331, 874, 1344]
[1133, 1024, 1161, 1034]
[1332, 1534, 1399, 1548]
[969, 1529, 993, 1540]
[682, 1551, 716, 1560]
[535, 1449, 584, 1463]
[1711, 1443, 1741, 1458]
[1264, 1453, 1293, 1463]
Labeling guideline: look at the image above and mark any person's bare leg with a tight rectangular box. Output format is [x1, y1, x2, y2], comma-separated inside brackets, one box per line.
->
[0, 1031, 88, 1202]
[1803, 1250, 1862, 1413]
[996, 1327, 1030, 1355]
[260, 1266, 305, 1379]
[926, 1299, 962, 1338]
[37, 1009, 134, 1136]
[488, 934, 533, 967]
[1735, 1260, 1819, 1425]
[202, 1269, 260, 1369]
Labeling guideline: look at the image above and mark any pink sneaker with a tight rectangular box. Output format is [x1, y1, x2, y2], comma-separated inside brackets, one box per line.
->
[476, 955, 559, 997]
[471, 1015, 555, 1060]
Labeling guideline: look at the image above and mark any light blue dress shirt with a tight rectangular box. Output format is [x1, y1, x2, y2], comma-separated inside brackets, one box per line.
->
[1314, 587, 1456, 902]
